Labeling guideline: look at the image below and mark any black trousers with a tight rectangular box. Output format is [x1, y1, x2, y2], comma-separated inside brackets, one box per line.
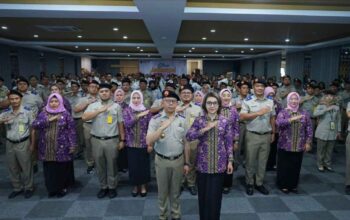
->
[223, 173, 233, 188]
[43, 161, 75, 194]
[197, 172, 224, 220]
[276, 149, 303, 190]
[266, 133, 279, 170]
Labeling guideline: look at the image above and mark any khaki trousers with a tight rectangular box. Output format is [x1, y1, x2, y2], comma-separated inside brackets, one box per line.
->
[184, 141, 198, 187]
[345, 134, 350, 185]
[83, 123, 94, 167]
[91, 137, 119, 189]
[317, 139, 336, 168]
[155, 154, 184, 220]
[6, 139, 33, 191]
[245, 131, 271, 186]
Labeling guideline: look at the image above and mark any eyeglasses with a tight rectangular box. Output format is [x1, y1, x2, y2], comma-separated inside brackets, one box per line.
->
[164, 99, 178, 104]
[206, 101, 218, 106]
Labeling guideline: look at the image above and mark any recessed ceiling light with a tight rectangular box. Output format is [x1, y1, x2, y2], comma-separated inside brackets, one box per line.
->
[77, 35, 82, 38]
[210, 29, 216, 33]
[112, 49, 116, 52]
[346, 51, 349, 55]
[215, 50, 219, 53]
[148, 55, 151, 57]
[189, 50, 192, 53]
[202, 56, 206, 58]
[244, 38, 249, 41]
[222, 56, 225, 58]
[1, 26, 8, 30]
[140, 49, 144, 52]
[192, 47, 195, 50]
[250, 48, 254, 51]
[113, 27, 119, 31]
[85, 48, 90, 51]
[202, 37, 207, 40]
[123, 35, 128, 39]
[241, 51, 245, 53]
[137, 46, 140, 49]
[33, 34, 39, 38]
[184, 55, 186, 58]
[127, 54, 130, 57]
[75, 46, 79, 49]
[285, 38, 290, 42]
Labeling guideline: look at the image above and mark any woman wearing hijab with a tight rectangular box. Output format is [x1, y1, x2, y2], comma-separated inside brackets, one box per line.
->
[194, 90, 204, 106]
[114, 88, 129, 172]
[264, 87, 283, 171]
[123, 90, 152, 196]
[314, 90, 341, 172]
[32, 93, 77, 197]
[276, 92, 313, 193]
[41, 84, 72, 114]
[219, 88, 239, 194]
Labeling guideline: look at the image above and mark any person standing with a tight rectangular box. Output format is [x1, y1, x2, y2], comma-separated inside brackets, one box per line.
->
[276, 92, 313, 193]
[0, 90, 35, 199]
[32, 93, 77, 197]
[219, 88, 239, 194]
[186, 92, 234, 220]
[82, 83, 125, 199]
[123, 90, 152, 197]
[240, 79, 276, 195]
[345, 102, 350, 194]
[177, 85, 202, 195]
[146, 90, 190, 220]
[314, 90, 341, 172]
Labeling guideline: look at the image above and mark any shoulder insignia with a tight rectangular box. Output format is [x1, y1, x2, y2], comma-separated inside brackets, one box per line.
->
[23, 106, 31, 111]
[152, 113, 161, 119]
[3, 108, 11, 112]
[31, 91, 37, 95]
[178, 114, 185, 119]
[245, 95, 253, 101]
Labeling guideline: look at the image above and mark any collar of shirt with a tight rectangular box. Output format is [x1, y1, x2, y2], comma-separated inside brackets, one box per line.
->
[160, 110, 180, 119]
[9, 105, 25, 115]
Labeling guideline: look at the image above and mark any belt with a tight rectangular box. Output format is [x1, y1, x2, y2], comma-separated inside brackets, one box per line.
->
[84, 121, 92, 124]
[7, 136, 29, 144]
[156, 152, 183, 160]
[92, 135, 118, 140]
[248, 131, 271, 135]
[74, 118, 81, 120]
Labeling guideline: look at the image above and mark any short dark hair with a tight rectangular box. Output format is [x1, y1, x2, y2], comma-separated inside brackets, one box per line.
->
[122, 78, 131, 84]
[202, 92, 222, 115]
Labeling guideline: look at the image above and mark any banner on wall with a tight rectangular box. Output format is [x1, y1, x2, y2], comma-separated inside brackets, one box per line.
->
[139, 60, 186, 76]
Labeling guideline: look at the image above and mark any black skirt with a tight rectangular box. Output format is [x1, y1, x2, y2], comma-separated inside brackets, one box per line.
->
[276, 149, 303, 190]
[43, 161, 75, 194]
[127, 147, 150, 185]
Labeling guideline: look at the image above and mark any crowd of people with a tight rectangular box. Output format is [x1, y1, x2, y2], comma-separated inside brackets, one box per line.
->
[0, 70, 349, 220]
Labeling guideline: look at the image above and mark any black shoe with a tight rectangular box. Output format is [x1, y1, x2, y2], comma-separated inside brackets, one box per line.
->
[222, 187, 230, 194]
[246, 184, 254, 196]
[97, 189, 108, 198]
[8, 190, 23, 199]
[131, 190, 139, 197]
[188, 186, 197, 195]
[280, 188, 289, 194]
[290, 188, 299, 194]
[87, 166, 94, 174]
[140, 191, 148, 197]
[325, 166, 334, 172]
[108, 189, 117, 198]
[24, 190, 34, 198]
[255, 185, 269, 195]
[345, 186, 350, 195]
[56, 189, 67, 198]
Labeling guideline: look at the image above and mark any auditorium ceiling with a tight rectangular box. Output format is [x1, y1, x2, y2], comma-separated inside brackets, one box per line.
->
[0, 0, 350, 60]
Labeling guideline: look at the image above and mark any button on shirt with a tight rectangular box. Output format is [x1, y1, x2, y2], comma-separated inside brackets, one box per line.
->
[0, 105, 34, 140]
[85, 100, 123, 137]
[147, 112, 186, 157]
[240, 95, 275, 133]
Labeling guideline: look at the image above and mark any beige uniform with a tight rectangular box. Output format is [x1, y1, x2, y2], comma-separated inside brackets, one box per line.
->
[0, 105, 34, 191]
[147, 112, 186, 220]
[241, 95, 275, 186]
[85, 100, 123, 189]
[67, 93, 84, 154]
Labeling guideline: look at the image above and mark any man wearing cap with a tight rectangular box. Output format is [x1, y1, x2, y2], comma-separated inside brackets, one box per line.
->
[232, 81, 251, 168]
[177, 85, 202, 195]
[146, 90, 190, 220]
[240, 78, 276, 196]
[149, 82, 177, 114]
[0, 90, 35, 199]
[16, 76, 43, 117]
[82, 83, 125, 199]
[67, 81, 84, 158]
[74, 80, 100, 174]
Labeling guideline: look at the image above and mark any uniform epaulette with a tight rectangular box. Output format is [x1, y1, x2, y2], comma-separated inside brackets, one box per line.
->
[267, 96, 273, 100]
[177, 114, 185, 118]
[31, 91, 37, 95]
[152, 113, 161, 119]
[3, 108, 11, 112]
[245, 95, 253, 101]
[23, 106, 31, 111]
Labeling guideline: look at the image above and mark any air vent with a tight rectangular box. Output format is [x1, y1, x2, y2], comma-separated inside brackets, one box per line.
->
[36, 25, 81, 32]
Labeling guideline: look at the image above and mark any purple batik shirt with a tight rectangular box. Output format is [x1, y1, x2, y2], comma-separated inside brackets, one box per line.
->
[186, 115, 234, 174]
[32, 110, 77, 161]
[276, 109, 313, 152]
[123, 106, 152, 148]
[221, 106, 240, 141]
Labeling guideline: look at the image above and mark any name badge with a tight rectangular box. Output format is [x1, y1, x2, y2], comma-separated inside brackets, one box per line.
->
[18, 123, 25, 133]
[107, 114, 113, 124]
[330, 121, 335, 130]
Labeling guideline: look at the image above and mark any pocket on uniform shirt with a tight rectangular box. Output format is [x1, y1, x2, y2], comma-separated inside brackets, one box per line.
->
[175, 127, 185, 141]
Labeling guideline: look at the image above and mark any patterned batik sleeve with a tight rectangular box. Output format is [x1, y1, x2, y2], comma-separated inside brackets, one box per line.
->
[304, 111, 313, 144]
[186, 117, 203, 142]
[224, 121, 234, 162]
[123, 107, 137, 128]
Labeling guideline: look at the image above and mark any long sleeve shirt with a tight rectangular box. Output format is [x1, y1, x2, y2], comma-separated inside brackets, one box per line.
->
[221, 105, 240, 141]
[276, 109, 313, 152]
[123, 106, 152, 148]
[314, 104, 341, 141]
[186, 115, 233, 174]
